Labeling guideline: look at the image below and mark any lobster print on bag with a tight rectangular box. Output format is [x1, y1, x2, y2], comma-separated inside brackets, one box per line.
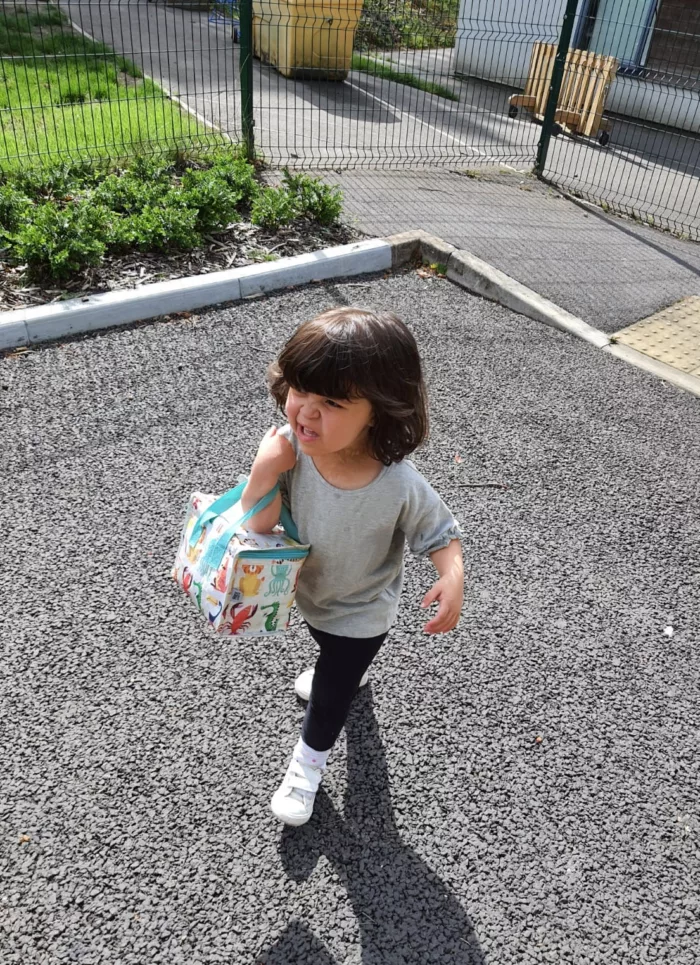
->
[172, 481, 310, 637]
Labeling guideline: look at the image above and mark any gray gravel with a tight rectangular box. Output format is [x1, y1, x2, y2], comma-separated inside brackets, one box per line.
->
[1, 271, 699, 965]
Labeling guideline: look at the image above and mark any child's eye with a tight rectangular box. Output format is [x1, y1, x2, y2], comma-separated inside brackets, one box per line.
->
[325, 399, 343, 409]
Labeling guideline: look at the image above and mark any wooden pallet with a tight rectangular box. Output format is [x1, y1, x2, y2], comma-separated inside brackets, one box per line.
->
[510, 42, 618, 142]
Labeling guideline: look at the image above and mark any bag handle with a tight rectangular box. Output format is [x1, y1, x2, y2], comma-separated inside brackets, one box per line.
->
[190, 478, 302, 574]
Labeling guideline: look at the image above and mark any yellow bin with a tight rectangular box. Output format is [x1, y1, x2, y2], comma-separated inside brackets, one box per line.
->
[253, 0, 364, 80]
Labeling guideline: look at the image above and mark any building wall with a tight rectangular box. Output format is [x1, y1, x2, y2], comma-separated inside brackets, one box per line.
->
[454, 0, 700, 133]
[646, 0, 700, 84]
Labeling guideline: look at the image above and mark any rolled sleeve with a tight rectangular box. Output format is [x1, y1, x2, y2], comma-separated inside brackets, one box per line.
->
[401, 464, 463, 558]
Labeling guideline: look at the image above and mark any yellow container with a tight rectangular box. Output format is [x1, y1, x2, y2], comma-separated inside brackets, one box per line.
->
[253, 0, 364, 80]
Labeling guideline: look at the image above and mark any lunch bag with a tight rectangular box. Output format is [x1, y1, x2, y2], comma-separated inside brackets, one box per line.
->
[172, 479, 310, 636]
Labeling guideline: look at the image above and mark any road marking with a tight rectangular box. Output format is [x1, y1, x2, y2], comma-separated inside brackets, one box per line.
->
[62, 7, 226, 137]
[346, 79, 485, 155]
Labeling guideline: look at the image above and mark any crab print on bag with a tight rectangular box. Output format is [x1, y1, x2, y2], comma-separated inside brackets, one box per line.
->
[172, 488, 310, 637]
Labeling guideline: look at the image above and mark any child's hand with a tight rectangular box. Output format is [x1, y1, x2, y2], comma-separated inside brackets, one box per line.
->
[420, 573, 463, 634]
[251, 425, 296, 483]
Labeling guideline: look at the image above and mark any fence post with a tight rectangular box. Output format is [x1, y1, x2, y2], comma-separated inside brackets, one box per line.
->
[239, 0, 255, 161]
[535, 0, 580, 175]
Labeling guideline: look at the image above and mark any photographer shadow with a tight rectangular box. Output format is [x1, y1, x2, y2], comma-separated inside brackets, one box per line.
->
[261, 690, 484, 965]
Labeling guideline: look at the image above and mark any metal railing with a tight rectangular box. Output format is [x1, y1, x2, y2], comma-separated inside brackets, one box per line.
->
[0, 0, 698, 239]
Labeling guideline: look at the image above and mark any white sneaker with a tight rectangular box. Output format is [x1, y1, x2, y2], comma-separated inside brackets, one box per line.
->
[271, 756, 324, 826]
[294, 667, 370, 702]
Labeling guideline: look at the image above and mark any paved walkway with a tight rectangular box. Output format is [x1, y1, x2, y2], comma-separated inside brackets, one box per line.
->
[321, 167, 700, 334]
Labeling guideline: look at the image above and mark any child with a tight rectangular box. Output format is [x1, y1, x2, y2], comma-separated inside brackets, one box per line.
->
[241, 308, 464, 826]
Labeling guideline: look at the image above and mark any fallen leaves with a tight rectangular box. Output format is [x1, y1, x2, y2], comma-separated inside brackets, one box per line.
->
[5, 346, 31, 360]
[416, 262, 447, 280]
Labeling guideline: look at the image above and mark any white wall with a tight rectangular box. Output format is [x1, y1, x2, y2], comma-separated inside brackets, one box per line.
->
[454, 0, 700, 134]
[454, 0, 569, 89]
[608, 75, 700, 135]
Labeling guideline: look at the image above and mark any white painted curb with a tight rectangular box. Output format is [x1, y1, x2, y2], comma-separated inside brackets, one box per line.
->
[0, 239, 392, 351]
[447, 250, 610, 349]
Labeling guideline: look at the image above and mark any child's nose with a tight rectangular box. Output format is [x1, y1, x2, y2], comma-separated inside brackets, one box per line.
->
[300, 399, 320, 419]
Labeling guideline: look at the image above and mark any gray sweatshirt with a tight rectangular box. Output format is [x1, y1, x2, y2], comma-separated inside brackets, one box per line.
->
[278, 425, 461, 637]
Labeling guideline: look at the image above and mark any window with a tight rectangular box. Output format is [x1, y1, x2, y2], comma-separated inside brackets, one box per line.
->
[576, 0, 657, 68]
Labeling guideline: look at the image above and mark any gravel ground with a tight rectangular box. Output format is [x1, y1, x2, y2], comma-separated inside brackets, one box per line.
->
[1, 270, 699, 965]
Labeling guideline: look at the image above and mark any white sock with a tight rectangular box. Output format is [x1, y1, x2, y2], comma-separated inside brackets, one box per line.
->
[294, 737, 330, 769]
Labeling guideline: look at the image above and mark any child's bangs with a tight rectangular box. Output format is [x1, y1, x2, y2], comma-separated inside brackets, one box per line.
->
[281, 332, 370, 401]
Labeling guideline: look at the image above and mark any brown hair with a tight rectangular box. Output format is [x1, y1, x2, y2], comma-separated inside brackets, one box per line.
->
[268, 308, 429, 465]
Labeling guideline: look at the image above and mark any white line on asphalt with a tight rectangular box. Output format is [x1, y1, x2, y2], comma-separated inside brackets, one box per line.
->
[346, 80, 486, 156]
[64, 13, 226, 138]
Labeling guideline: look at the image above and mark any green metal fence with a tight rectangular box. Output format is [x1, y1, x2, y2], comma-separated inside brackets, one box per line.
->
[0, 0, 699, 238]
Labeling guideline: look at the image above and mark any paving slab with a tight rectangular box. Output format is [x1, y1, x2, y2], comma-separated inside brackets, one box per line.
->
[613, 295, 700, 376]
[1, 271, 699, 964]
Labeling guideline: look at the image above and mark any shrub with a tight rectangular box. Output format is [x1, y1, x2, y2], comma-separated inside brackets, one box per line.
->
[207, 153, 258, 203]
[127, 155, 172, 185]
[0, 184, 32, 232]
[180, 169, 241, 231]
[282, 170, 343, 226]
[12, 202, 110, 279]
[111, 205, 201, 252]
[11, 161, 97, 200]
[250, 186, 298, 229]
[93, 173, 169, 214]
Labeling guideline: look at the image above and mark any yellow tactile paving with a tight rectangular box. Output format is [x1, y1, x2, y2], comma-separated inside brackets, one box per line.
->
[613, 296, 700, 375]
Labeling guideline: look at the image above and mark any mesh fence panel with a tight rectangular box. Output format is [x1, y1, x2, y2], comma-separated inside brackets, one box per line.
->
[0, 0, 239, 165]
[540, 0, 700, 240]
[0, 0, 698, 240]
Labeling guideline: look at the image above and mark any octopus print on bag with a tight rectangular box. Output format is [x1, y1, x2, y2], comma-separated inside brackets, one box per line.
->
[172, 479, 310, 637]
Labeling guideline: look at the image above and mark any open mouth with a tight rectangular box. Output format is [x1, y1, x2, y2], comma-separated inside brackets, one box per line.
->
[297, 424, 319, 442]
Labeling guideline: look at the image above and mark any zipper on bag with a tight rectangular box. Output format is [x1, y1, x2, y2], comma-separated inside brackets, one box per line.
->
[237, 548, 309, 560]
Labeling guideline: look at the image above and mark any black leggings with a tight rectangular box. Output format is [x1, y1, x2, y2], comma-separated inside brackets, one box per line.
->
[301, 623, 387, 752]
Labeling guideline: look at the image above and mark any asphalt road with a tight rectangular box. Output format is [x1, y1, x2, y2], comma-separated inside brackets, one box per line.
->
[2, 271, 699, 964]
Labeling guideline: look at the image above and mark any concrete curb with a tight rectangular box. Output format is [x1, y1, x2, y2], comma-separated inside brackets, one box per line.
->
[446, 251, 611, 349]
[386, 229, 608, 348]
[384, 229, 698, 400]
[603, 342, 700, 399]
[0, 239, 392, 351]
[3, 227, 697, 401]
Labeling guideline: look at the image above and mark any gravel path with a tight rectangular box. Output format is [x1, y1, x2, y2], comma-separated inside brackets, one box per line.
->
[1, 271, 699, 965]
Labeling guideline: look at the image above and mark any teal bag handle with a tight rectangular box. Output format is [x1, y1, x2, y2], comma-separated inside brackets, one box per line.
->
[190, 477, 303, 574]
[189, 480, 247, 548]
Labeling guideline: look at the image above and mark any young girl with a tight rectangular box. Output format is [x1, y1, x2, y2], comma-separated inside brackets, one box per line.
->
[241, 308, 464, 826]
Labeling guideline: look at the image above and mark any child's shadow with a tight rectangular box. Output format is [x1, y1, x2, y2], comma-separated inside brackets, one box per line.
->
[261, 690, 485, 965]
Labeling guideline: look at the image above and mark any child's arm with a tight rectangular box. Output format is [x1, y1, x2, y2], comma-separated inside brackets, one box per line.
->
[421, 540, 464, 634]
[241, 426, 296, 533]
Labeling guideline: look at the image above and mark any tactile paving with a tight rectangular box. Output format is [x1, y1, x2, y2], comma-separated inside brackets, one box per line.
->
[613, 296, 700, 375]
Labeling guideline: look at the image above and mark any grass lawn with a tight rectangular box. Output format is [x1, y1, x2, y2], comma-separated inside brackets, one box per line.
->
[0, 4, 218, 169]
[351, 53, 458, 102]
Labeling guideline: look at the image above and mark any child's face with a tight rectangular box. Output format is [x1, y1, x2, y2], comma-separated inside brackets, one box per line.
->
[285, 387, 374, 458]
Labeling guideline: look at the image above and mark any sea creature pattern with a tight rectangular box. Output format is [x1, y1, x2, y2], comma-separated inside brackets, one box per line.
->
[261, 602, 280, 632]
[173, 489, 309, 636]
[228, 603, 258, 634]
[265, 562, 292, 597]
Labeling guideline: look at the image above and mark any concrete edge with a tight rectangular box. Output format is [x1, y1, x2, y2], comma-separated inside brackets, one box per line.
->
[384, 231, 699, 400]
[386, 230, 456, 269]
[603, 343, 700, 399]
[0, 239, 392, 350]
[0, 315, 30, 351]
[446, 249, 610, 349]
